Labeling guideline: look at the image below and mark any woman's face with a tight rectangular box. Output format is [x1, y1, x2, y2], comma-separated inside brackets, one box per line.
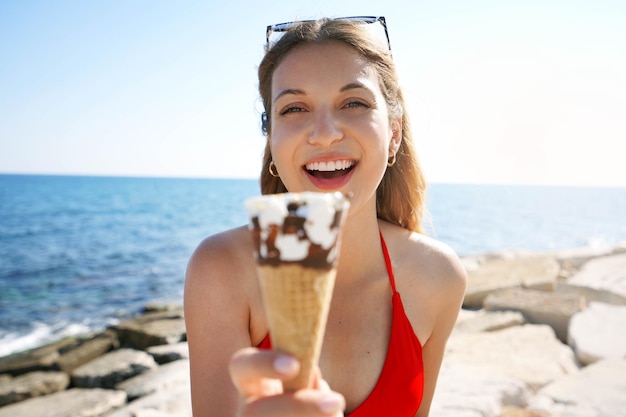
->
[269, 41, 401, 213]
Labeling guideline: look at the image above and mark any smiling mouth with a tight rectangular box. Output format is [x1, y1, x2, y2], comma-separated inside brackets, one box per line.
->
[304, 160, 356, 179]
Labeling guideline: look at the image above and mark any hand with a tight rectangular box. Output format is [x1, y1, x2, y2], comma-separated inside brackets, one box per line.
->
[230, 347, 345, 416]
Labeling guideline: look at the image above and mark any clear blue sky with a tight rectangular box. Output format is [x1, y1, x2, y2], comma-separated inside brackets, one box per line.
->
[2, 0, 625, 186]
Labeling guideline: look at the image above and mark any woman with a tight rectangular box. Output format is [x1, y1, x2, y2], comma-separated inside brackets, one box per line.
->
[185, 17, 467, 417]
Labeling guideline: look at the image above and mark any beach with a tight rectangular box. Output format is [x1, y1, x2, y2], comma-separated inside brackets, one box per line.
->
[1, 243, 625, 417]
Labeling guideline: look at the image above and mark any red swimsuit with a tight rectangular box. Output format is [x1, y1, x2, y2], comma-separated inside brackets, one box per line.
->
[258, 232, 424, 416]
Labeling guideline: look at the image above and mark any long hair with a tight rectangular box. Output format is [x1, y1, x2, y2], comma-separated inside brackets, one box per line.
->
[257, 18, 427, 233]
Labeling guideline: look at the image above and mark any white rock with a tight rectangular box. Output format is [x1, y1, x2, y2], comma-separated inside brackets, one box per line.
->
[116, 359, 190, 400]
[104, 384, 191, 417]
[464, 255, 560, 309]
[430, 364, 530, 417]
[0, 388, 126, 417]
[444, 324, 578, 390]
[71, 348, 158, 388]
[453, 309, 526, 333]
[532, 359, 626, 417]
[561, 253, 626, 305]
[0, 371, 70, 406]
[568, 302, 626, 365]
[483, 288, 586, 342]
[147, 342, 189, 364]
[551, 246, 615, 270]
[528, 394, 601, 417]
[460, 255, 484, 272]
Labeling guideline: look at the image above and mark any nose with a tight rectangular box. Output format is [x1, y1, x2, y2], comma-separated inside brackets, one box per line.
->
[308, 107, 343, 146]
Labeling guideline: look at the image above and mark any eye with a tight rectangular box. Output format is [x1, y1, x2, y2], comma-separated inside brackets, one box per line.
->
[344, 100, 370, 109]
[279, 104, 307, 116]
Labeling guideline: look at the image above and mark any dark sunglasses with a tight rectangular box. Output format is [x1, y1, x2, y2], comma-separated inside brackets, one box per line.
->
[265, 16, 392, 53]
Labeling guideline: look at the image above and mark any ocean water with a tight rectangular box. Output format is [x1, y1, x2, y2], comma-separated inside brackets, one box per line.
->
[1, 174, 625, 356]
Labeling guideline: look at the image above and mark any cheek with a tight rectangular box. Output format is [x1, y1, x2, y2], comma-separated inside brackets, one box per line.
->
[270, 119, 304, 158]
[269, 140, 300, 192]
[269, 135, 297, 172]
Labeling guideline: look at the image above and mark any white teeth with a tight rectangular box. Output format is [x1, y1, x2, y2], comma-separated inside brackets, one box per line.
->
[306, 160, 354, 172]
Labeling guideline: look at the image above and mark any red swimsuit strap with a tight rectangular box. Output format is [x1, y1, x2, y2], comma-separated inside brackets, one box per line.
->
[379, 230, 397, 293]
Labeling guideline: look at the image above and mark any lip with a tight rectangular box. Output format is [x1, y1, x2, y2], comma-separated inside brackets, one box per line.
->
[302, 156, 357, 191]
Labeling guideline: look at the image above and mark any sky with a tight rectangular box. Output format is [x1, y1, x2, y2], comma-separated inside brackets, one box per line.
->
[1, 0, 625, 186]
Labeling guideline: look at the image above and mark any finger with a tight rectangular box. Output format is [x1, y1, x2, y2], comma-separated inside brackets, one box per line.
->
[230, 348, 300, 399]
[241, 389, 345, 417]
[311, 367, 330, 391]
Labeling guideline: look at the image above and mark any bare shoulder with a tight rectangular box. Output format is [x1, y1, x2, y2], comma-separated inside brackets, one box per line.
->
[186, 225, 255, 284]
[380, 221, 467, 294]
[184, 225, 260, 335]
[409, 232, 467, 292]
[379, 221, 467, 340]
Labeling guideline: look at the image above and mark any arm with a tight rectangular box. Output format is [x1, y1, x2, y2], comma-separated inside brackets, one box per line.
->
[184, 229, 256, 417]
[414, 243, 467, 417]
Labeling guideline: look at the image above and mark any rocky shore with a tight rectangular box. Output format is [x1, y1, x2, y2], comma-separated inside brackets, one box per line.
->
[1, 245, 625, 417]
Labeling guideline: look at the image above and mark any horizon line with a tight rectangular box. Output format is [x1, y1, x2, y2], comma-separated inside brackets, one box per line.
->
[1, 171, 625, 189]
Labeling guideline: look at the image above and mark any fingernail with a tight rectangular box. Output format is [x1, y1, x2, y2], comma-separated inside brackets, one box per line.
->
[273, 355, 298, 375]
[318, 393, 344, 414]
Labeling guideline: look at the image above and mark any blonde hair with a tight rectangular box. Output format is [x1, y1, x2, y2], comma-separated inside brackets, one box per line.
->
[258, 18, 427, 233]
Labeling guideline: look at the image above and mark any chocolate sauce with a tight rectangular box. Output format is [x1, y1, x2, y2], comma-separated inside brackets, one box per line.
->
[246, 193, 349, 270]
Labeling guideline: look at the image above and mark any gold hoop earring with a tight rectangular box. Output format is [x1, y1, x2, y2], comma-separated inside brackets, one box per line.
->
[268, 161, 279, 177]
[387, 153, 397, 167]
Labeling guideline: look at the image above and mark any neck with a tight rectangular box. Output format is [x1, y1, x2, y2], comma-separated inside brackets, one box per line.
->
[335, 202, 384, 283]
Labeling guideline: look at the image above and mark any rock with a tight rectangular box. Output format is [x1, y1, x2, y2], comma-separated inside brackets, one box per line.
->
[528, 395, 601, 417]
[0, 371, 70, 406]
[460, 250, 537, 273]
[0, 331, 117, 377]
[429, 410, 483, 417]
[613, 241, 626, 254]
[483, 249, 538, 262]
[57, 330, 119, 373]
[560, 253, 626, 305]
[531, 359, 626, 417]
[483, 288, 586, 342]
[103, 384, 191, 417]
[142, 301, 183, 313]
[567, 302, 626, 365]
[454, 309, 526, 333]
[499, 407, 550, 417]
[147, 342, 189, 364]
[0, 337, 78, 376]
[443, 324, 578, 390]
[430, 364, 530, 417]
[0, 388, 127, 417]
[460, 255, 484, 273]
[464, 255, 560, 309]
[71, 348, 158, 389]
[551, 246, 615, 277]
[113, 310, 186, 350]
[115, 359, 190, 400]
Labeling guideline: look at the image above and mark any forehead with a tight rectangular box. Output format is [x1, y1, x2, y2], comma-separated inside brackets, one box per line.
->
[271, 41, 380, 93]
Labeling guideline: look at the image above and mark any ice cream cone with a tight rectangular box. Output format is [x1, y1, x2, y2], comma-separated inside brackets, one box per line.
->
[256, 264, 336, 390]
[245, 192, 350, 391]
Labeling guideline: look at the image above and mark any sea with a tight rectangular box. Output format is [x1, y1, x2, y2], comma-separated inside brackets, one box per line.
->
[1, 174, 625, 357]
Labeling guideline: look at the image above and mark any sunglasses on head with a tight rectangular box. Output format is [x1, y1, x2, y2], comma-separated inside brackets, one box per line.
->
[265, 16, 392, 53]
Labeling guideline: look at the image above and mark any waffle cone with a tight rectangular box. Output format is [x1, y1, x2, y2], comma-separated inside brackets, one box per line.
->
[256, 264, 336, 391]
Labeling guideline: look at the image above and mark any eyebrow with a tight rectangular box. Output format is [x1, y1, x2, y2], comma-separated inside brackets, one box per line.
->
[273, 82, 373, 104]
[340, 82, 369, 92]
[273, 88, 304, 103]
